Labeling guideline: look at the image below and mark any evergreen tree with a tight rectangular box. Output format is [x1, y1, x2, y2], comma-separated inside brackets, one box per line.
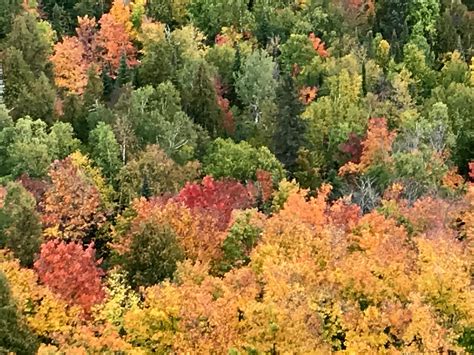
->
[83, 66, 104, 109]
[179, 59, 222, 136]
[116, 53, 131, 88]
[5, 12, 53, 75]
[272, 75, 307, 174]
[0, 0, 22, 39]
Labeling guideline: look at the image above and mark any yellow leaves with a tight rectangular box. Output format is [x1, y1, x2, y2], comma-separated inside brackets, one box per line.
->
[137, 19, 166, 52]
[70, 151, 115, 210]
[416, 237, 474, 328]
[172, 25, 208, 60]
[470, 57, 474, 86]
[0, 251, 80, 342]
[402, 295, 459, 353]
[109, 0, 133, 37]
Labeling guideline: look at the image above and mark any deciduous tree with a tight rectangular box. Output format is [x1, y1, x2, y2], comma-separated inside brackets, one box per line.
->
[41, 156, 106, 241]
[34, 240, 105, 315]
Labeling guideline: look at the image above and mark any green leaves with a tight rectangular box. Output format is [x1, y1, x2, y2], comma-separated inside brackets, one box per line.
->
[0, 117, 79, 178]
[203, 138, 285, 182]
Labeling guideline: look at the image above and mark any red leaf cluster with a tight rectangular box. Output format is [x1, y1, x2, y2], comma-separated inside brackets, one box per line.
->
[176, 176, 256, 230]
[339, 132, 364, 164]
[34, 240, 105, 315]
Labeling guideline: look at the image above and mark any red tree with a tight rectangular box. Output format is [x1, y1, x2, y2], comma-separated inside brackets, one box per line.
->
[176, 176, 255, 230]
[34, 240, 105, 315]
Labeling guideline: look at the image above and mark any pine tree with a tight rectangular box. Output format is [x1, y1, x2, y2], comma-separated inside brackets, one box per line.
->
[116, 53, 131, 88]
[272, 75, 307, 174]
[180, 60, 222, 136]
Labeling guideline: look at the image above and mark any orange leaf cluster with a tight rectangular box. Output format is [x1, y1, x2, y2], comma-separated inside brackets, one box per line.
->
[41, 157, 106, 241]
[299, 85, 318, 105]
[97, 13, 137, 76]
[114, 197, 224, 265]
[309, 33, 329, 58]
[339, 117, 396, 175]
[50, 37, 89, 94]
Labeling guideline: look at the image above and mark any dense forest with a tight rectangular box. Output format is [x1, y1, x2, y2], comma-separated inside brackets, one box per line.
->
[0, 0, 473, 353]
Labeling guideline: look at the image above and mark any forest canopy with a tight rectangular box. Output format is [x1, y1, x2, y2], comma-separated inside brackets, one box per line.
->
[0, 0, 473, 353]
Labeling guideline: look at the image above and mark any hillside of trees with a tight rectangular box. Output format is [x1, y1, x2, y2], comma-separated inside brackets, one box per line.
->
[0, 0, 473, 353]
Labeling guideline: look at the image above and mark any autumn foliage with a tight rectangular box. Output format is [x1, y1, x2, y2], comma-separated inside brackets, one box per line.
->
[34, 240, 105, 314]
[41, 156, 106, 241]
[0, 0, 473, 353]
[50, 37, 89, 94]
[176, 176, 256, 230]
[339, 117, 396, 175]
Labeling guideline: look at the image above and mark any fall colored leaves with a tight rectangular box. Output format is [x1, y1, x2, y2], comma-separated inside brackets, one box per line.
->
[50, 1, 137, 94]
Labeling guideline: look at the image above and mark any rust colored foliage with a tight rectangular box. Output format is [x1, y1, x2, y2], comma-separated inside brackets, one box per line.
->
[176, 176, 256, 231]
[339, 132, 364, 164]
[309, 33, 329, 58]
[114, 197, 223, 265]
[339, 117, 396, 175]
[299, 85, 318, 105]
[215, 79, 235, 135]
[97, 13, 137, 76]
[50, 36, 89, 94]
[41, 157, 106, 241]
[34, 240, 105, 315]
[215, 33, 229, 46]
[76, 16, 98, 64]
[256, 169, 274, 203]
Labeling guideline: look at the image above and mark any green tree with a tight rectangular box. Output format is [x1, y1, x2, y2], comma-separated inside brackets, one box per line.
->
[436, 1, 474, 57]
[0, 118, 79, 178]
[138, 35, 177, 87]
[117, 145, 200, 205]
[203, 138, 285, 182]
[217, 210, 263, 274]
[0, 272, 39, 354]
[48, 122, 81, 160]
[0, 117, 52, 178]
[120, 223, 184, 288]
[146, 0, 190, 26]
[178, 59, 222, 136]
[273, 75, 307, 174]
[187, 0, 252, 39]
[279, 34, 315, 74]
[0, 0, 22, 39]
[0, 182, 42, 267]
[116, 53, 132, 88]
[83, 66, 105, 109]
[5, 13, 53, 75]
[89, 122, 122, 180]
[117, 83, 206, 162]
[429, 83, 474, 175]
[374, 0, 410, 58]
[234, 49, 278, 130]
